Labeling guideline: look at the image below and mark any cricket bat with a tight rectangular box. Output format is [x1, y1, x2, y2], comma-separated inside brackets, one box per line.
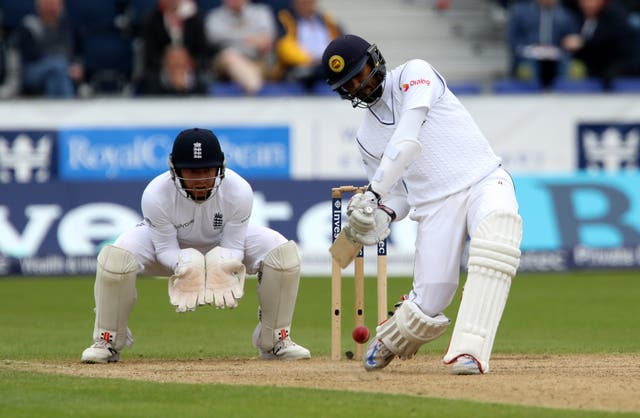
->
[329, 229, 363, 268]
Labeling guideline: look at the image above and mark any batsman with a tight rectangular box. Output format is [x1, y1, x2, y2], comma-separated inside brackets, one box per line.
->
[81, 128, 310, 363]
[323, 35, 522, 374]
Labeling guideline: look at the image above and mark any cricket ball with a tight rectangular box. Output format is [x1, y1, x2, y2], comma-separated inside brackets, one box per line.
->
[352, 326, 370, 344]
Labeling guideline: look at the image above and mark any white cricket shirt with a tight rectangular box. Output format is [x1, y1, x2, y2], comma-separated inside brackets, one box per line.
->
[140, 169, 252, 269]
[356, 59, 501, 208]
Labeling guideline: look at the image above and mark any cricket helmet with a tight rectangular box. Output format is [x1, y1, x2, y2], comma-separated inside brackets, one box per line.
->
[170, 128, 225, 169]
[169, 128, 225, 202]
[322, 34, 386, 107]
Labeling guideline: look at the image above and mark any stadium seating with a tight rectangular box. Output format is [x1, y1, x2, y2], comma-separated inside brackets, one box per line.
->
[611, 77, 640, 93]
[82, 32, 134, 94]
[448, 81, 483, 95]
[491, 79, 542, 94]
[550, 78, 604, 93]
[310, 81, 334, 96]
[197, 0, 223, 14]
[255, 0, 291, 14]
[65, 0, 126, 32]
[127, 0, 158, 30]
[0, 0, 35, 34]
[210, 81, 306, 97]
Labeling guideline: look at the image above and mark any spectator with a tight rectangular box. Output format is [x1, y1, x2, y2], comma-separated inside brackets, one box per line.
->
[0, 33, 20, 98]
[141, 0, 212, 80]
[506, 0, 580, 87]
[11, 0, 83, 98]
[563, 0, 640, 88]
[272, 0, 342, 90]
[141, 44, 208, 95]
[205, 0, 277, 95]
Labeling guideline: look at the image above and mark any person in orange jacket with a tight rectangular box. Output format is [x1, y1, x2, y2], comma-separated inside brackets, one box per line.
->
[273, 0, 342, 90]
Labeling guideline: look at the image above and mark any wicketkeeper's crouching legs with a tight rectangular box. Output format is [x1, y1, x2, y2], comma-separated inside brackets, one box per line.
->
[252, 240, 311, 360]
[443, 211, 523, 374]
[81, 245, 139, 363]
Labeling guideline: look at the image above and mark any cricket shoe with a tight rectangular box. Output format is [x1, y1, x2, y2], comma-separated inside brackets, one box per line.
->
[81, 340, 120, 363]
[451, 355, 482, 375]
[253, 324, 311, 360]
[363, 338, 395, 371]
[259, 338, 311, 360]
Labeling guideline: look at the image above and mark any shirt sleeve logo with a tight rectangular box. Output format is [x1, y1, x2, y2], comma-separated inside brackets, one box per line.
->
[402, 78, 431, 92]
[329, 55, 345, 73]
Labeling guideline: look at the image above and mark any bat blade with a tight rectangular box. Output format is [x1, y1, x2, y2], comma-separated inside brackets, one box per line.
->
[329, 229, 363, 268]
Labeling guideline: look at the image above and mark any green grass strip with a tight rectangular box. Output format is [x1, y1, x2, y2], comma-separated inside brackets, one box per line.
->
[0, 369, 634, 418]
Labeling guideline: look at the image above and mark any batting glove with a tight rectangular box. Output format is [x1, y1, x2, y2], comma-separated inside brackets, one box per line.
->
[345, 208, 392, 245]
[346, 191, 379, 232]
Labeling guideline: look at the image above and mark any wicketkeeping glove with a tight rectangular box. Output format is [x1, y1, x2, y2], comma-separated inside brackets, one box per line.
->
[204, 247, 246, 309]
[168, 248, 206, 313]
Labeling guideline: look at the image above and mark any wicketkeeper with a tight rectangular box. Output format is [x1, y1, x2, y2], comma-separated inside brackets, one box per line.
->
[81, 128, 310, 363]
[322, 35, 522, 374]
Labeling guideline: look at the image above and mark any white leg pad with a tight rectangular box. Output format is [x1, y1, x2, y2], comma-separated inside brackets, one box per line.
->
[253, 241, 301, 350]
[443, 211, 522, 373]
[93, 245, 139, 351]
[377, 300, 450, 359]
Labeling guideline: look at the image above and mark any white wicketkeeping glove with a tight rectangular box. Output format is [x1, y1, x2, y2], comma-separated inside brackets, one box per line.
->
[168, 248, 206, 313]
[205, 247, 246, 309]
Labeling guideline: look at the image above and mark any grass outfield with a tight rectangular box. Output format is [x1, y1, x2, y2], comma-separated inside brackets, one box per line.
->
[1, 270, 639, 417]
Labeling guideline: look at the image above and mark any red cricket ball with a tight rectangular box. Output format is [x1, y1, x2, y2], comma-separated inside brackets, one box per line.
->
[352, 325, 370, 343]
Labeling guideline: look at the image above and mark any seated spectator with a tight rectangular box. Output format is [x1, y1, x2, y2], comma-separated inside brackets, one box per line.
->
[205, 0, 276, 95]
[11, 0, 83, 98]
[506, 0, 580, 87]
[140, 44, 208, 95]
[141, 0, 212, 79]
[563, 0, 640, 88]
[0, 33, 20, 98]
[272, 0, 342, 90]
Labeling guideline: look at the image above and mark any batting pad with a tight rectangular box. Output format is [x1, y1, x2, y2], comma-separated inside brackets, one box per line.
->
[443, 211, 522, 373]
[377, 300, 450, 359]
[93, 245, 139, 351]
[254, 241, 301, 350]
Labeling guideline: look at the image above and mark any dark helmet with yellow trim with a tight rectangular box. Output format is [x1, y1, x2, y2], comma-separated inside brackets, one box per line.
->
[321, 34, 386, 108]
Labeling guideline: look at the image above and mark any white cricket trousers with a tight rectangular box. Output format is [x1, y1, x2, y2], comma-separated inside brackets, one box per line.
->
[114, 224, 287, 276]
[408, 167, 519, 316]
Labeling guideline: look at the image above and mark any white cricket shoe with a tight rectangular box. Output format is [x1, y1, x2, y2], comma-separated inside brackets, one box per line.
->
[81, 340, 120, 364]
[363, 338, 395, 371]
[451, 355, 482, 375]
[259, 338, 311, 360]
[253, 323, 311, 360]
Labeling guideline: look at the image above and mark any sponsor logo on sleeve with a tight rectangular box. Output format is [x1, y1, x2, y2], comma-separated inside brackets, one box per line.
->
[401, 78, 431, 92]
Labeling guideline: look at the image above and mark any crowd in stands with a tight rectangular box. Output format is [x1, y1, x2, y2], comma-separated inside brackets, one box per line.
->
[504, 0, 640, 89]
[0, 0, 639, 98]
[0, 0, 342, 98]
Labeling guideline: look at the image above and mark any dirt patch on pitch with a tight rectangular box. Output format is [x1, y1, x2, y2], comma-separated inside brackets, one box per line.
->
[4, 353, 639, 413]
